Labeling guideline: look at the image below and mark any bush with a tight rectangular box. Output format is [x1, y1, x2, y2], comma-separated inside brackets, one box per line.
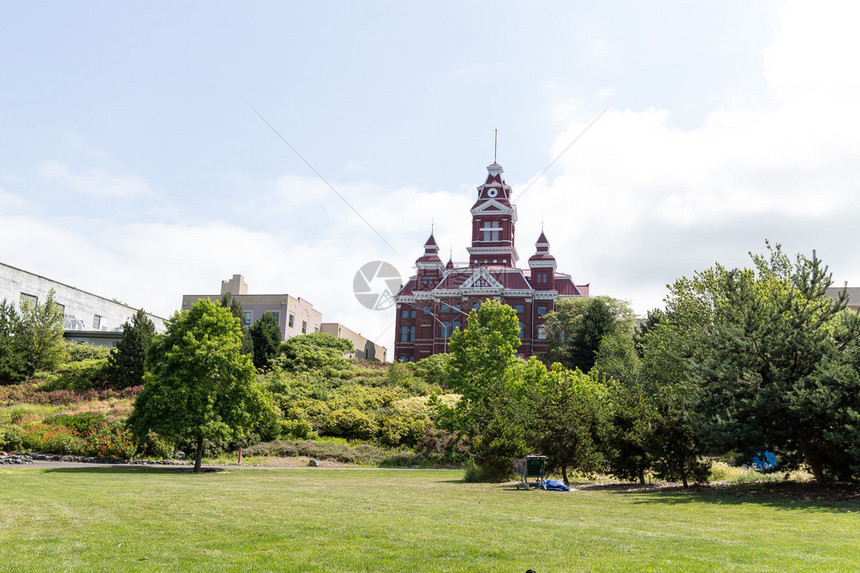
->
[44, 411, 108, 435]
[61, 342, 111, 363]
[138, 430, 173, 459]
[323, 408, 378, 441]
[0, 424, 24, 452]
[83, 422, 137, 459]
[243, 439, 413, 466]
[375, 411, 427, 447]
[281, 419, 315, 440]
[21, 423, 86, 455]
[415, 426, 468, 465]
[463, 459, 484, 482]
[42, 359, 109, 393]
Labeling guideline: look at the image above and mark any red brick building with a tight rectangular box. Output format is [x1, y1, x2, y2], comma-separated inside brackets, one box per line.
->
[393, 161, 589, 362]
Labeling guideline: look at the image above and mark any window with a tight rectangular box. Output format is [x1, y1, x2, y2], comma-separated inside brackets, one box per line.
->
[537, 306, 547, 316]
[538, 326, 547, 340]
[411, 310, 416, 319]
[93, 315, 102, 329]
[518, 321, 524, 338]
[410, 326, 415, 342]
[56, 303, 65, 316]
[401, 326, 409, 342]
[515, 304, 525, 314]
[402, 309, 409, 319]
[422, 306, 431, 315]
[314, 327, 319, 333]
[288, 313, 294, 328]
[242, 312, 252, 327]
[269, 311, 280, 324]
[482, 221, 501, 242]
[302, 321, 307, 334]
[19, 293, 38, 308]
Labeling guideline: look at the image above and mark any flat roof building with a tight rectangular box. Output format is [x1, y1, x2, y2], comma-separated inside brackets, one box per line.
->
[0, 261, 167, 346]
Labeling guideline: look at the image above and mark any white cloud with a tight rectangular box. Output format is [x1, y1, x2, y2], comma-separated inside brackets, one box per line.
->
[37, 160, 155, 199]
[524, 0, 860, 315]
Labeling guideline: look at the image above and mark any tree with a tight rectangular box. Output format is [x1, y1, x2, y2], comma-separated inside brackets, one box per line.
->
[529, 365, 611, 484]
[0, 300, 26, 384]
[640, 322, 710, 487]
[128, 298, 269, 472]
[18, 289, 65, 376]
[220, 292, 254, 356]
[278, 332, 354, 372]
[594, 328, 654, 485]
[250, 312, 282, 371]
[105, 309, 156, 389]
[665, 243, 860, 483]
[444, 299, 529, 480]
[544, 296, 635, 372]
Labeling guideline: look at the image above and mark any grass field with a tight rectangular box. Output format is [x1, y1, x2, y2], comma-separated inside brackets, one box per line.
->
[1, 467, 857, 572]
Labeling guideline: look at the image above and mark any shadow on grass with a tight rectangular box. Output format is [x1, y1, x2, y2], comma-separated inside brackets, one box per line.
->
[580, 482, 859, 513]
[42, 466, 226, 475]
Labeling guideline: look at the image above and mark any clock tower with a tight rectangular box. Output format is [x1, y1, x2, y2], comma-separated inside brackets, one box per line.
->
[467, 162, 518, 268]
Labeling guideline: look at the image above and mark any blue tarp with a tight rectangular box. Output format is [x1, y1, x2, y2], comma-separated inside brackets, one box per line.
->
[750, 450, 778, 471]
[543, 479, 570, 491]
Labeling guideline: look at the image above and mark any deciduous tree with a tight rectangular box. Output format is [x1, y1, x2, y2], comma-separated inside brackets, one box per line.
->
[18, 289, 65, 376]
[128, 298, 269, 472]
[544, 296, 635, 372]
[444, 299, 529, 480]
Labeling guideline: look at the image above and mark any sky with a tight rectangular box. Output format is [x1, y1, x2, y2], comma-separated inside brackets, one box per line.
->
[2, 1, 859, 356]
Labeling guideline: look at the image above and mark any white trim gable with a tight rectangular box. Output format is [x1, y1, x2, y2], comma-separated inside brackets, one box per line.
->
[459, 267, 505, 290]
[470, 199, 514, 216]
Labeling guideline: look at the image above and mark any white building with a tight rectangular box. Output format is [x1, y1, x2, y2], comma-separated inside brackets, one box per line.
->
[0, 261, 166, 345]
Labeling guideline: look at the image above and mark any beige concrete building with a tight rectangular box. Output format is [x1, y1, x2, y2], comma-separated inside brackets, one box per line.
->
[181, 274, 322, 341]
[320, 322, 387, 362]
[826, 285, 860, 312]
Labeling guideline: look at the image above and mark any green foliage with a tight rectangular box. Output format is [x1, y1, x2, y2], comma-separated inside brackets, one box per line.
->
[42, 359, 109, 392]
[61, 342, 111, 363]
[18, 290, 65, 377]
[44, 411, 108, 434]
[139, 430, 174, 459]
[277, 332, 354, 372]
[665, 242, 860, 483]
[544, 296, 635, 372]
[0, 291, 65, 383]
[0, 300, 26, 384]
[220, 292, 254, 356]
[529, 365, 612, 484]
[21, 422, 86, 455]
[105, 309, 156, 389]
[128, 298, 271, 471]
[0, 423, 24, 451]
[446, 299, 529, 480]
[250, 312, 282, 371]
[242, 439, 414, 466]
[594, 329, 653, 484]
[82, 421, 138, 459]
[412, 353, 451, 387]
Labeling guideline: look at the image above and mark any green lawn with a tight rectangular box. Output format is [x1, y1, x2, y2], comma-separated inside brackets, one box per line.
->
[0, 467, 857, 572]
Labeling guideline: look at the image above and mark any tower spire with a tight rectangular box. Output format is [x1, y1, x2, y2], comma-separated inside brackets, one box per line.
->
[494, 129, 498, 163]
